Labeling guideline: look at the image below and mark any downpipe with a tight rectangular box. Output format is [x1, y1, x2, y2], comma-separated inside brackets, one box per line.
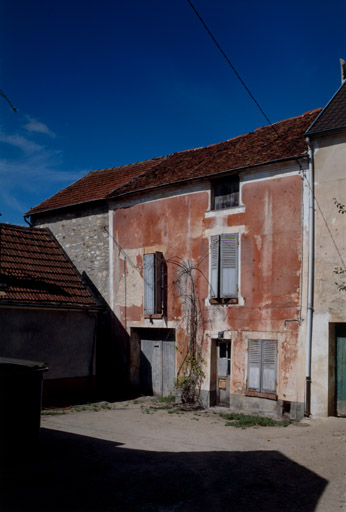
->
[305, 139, 314, 417]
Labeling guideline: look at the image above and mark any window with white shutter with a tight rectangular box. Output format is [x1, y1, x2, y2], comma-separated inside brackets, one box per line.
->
[247, 339, 277, 397]
[210, 233, 239, 302]
[144, 252, 164, 316]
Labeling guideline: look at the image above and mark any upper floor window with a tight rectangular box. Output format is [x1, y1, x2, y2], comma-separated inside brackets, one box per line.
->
[210, 233, 238, 300]
[212, 175, 239, 210]
[144, 252, 165, 316]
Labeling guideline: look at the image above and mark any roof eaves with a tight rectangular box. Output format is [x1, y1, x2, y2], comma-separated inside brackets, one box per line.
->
[26, 197, 106, 218]
[306, 81, 346, 135]
[305, 124, 346, 139]
[108, 153, 308, 201]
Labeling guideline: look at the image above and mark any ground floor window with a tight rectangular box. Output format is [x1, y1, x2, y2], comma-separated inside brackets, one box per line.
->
[247, 339, 277, 397]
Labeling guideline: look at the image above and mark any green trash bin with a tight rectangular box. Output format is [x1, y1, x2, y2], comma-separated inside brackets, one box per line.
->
[0, 357, 48, 458]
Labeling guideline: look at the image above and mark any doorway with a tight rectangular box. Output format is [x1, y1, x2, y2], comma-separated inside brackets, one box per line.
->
[336, 324, 346, 417]
[214, 340, 231, 406]
[139, 328, 176, 397]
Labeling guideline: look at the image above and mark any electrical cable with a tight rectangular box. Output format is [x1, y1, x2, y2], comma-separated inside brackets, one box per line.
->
[0, 88, 16, 112]
[187, 0, 346, 270]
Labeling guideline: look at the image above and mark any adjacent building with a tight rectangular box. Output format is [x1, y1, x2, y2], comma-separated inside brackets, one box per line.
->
[0, 223, 100, 405]
[306, 79, 346, 417]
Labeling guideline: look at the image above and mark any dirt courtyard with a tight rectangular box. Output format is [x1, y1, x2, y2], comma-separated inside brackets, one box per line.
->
[1, 397, 346, 512]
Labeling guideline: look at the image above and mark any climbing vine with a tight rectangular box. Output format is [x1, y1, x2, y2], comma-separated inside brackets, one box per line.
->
[170, 258, 206, 404]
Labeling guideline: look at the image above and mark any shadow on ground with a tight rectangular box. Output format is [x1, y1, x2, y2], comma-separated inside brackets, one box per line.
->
[0, 427, 327, 512]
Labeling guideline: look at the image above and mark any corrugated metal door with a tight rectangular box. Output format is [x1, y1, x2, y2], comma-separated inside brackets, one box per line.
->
[140, 329, 175, 397]
[336, 336, 346, 417]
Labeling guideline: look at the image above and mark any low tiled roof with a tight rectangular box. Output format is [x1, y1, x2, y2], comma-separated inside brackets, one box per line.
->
[27, 109, 321, 216]
[0, 224, 98, 309]
[27, 157, 165, 216]
[306, 81, 346, 136]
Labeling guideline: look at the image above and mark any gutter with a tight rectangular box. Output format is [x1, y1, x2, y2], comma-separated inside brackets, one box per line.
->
[305, 138, 315, 416]
[0, 301, 101, 312]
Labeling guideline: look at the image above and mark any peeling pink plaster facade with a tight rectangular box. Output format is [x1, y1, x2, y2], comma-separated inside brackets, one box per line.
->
[112, 170, 306, 418]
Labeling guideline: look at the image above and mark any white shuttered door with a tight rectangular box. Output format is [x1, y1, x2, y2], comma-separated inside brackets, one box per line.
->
[248, 340, 261, 391]
[144, 253, 155, 315]
[210, 235, 220, 298]
[248, 339, 277, 394]
[261, 340, 277, 393]
[220, 234, 238, 298]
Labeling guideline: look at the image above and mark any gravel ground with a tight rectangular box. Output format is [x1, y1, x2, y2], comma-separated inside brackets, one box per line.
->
[1, 397, 345, 512]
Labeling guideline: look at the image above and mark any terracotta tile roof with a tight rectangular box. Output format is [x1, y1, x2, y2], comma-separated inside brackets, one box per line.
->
[26, 157, 165, 216]
[27, 109, 321, 216]
[110, 110, 322, 198]
[0, 224, 98, 309]
[306, 82, 346, 136]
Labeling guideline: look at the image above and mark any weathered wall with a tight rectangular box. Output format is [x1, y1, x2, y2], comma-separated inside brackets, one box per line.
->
[311, 132, 346, 416]
[111, 166, 306, 414]
[33, 206, 110, 305]
[0, 307, 96, 381]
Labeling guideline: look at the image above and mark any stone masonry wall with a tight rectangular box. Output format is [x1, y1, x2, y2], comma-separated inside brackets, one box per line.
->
[34, 207, 110, 306]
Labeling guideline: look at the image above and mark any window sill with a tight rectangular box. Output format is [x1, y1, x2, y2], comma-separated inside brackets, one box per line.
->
[144, 313, 164, 320]
[209, 298, 238, 305]
[205, 205, 245, 217]
[245, 390, 277, 401]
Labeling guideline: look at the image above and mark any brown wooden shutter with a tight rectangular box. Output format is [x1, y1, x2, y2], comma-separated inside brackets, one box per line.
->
[154, 251, 163, 314]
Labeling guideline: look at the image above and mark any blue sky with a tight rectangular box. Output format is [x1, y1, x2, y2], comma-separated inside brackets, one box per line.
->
[1, 0, 346, 226]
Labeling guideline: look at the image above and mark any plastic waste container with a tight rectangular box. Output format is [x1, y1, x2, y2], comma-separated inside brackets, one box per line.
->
[0, 357, 48, 457]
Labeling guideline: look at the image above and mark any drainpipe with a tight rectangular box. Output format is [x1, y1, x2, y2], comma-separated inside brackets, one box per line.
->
[305, 138, 314, 416]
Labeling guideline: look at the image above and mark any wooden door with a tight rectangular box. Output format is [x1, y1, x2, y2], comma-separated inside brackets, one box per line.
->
[140, 329, 175, 397]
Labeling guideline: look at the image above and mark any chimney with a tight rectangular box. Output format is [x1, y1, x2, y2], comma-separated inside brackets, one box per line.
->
[340, 58, 346, 84]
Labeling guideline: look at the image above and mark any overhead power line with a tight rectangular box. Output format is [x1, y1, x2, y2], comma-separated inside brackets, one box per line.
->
[0, 88, 16, 112]
[187, 1, 346, 270]
[186, 0, 275, 131]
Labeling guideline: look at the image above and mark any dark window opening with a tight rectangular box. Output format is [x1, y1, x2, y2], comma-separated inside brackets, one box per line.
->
[212, 175, 239, 210]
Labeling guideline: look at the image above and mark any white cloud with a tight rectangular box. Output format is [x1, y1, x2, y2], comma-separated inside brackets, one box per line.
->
[0, 130, 43, 154]
[0, 125, 84, 223]
[23, 116, 56, 138]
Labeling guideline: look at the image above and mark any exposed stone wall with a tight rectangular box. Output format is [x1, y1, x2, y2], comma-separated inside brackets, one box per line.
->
[33, 207, 110, 306]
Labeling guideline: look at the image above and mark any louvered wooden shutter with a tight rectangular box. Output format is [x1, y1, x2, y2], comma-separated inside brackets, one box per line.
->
[210, 235, 220, 298]
[248, 340, 261, 391]
[144, 253, 155, 314]
[154, 252, 163, 314]
[261, 340, 277, 393]
[220, 233, 238, 298]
